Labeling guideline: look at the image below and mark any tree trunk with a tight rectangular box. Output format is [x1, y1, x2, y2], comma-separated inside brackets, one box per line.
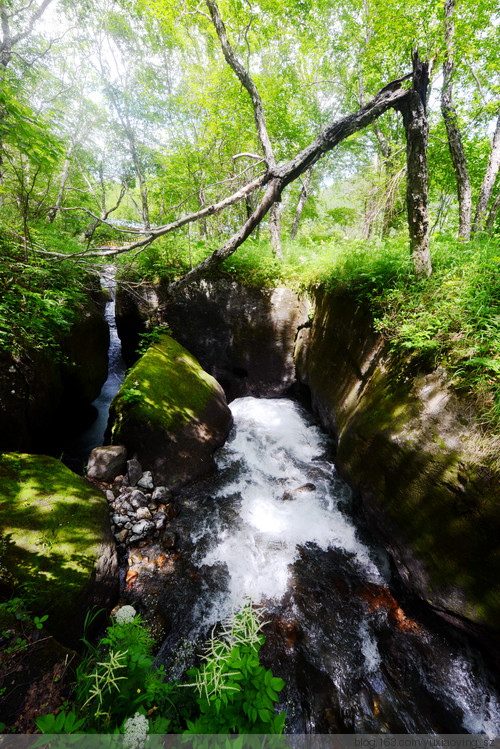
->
[47, 151, 73, 223]
[441, 0, 472, 240]
[198, 187, 207, 239]
[290, 166, 313, 239]
[485, 189, 500, 234]
[269, 201, 283, 257]
[397, 53, 432, 277]
[472, 110, 500, 235]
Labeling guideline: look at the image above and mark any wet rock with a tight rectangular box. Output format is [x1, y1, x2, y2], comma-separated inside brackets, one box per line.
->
[138, 470, 154, 491]
[129, 489, 148, 508]
[131, 519, 155, 537]
[160, 530, 177, 550]
[105, 490, 115, 501]
[152, 486, 171, 502]
[112, 514, 125, 526]
[87, 445, 127, 482]
[158, 503, 178, 521]
[155, 517, 166, 531]
[115, 529, 128, 543]
[282, 483, 316, 500]
[106, 335, 232, 489]
[127, 458, 143, 487]
[136, 507, 152, 521]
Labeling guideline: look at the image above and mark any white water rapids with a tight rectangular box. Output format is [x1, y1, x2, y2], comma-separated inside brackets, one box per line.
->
[154, 396, 500, 734]
[199, 397, 383, 610]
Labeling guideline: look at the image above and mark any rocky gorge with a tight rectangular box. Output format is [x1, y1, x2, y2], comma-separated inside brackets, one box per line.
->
[1, 270, 499, 731]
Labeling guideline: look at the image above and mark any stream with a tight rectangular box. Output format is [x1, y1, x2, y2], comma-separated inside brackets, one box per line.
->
[122, 396, 500, 735]
[63, 266, 127, 473]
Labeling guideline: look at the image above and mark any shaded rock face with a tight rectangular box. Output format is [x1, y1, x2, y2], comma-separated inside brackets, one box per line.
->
[106, 334, 232, 489]
[0, 288, 109, 454]
[295, 288, 500, 638]
[116, 277, 310, 400]
[0, 453, 119, 647]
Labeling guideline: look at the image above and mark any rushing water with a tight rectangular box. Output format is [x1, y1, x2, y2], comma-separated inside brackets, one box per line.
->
[63, 266, 127, 473]
[138, 397, 500, 735]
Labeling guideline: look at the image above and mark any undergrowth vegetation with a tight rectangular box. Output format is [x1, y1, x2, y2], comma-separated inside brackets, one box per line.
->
[35, 603, 285, 737]
[0, 227, 91, 356]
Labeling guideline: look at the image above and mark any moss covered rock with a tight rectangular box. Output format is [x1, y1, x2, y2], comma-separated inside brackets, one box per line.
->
[107, 334, 232, 488]
[0, 453, 118, 645]
[296, 288, 500, 638]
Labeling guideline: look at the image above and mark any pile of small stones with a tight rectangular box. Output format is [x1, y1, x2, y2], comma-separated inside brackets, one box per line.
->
[104, 457, 178, 554]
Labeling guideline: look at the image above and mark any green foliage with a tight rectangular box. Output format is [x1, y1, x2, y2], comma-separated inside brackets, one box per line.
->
[70, 612, 174, 733]
[36, 603, 286, 736]
[0, 230, 89, 355]
[183, 606, 286, 734]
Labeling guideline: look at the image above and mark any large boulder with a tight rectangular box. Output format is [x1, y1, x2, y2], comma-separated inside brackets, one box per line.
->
[0, 453, 118, 646]
[296, 288, 500, 640]
[106, 334, 232, 488]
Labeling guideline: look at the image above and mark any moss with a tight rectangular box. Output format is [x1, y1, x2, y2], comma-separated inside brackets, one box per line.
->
[110, 334, 220, 439]
[0, 452, 109, 623]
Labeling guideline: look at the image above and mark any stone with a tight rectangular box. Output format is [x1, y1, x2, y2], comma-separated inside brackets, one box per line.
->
[115, 529, 128, 544]
[106, 335, 233, 488]
[137, 470, 154, 491]
[155, 517, 166, 531]
[115, 277, 311, 399]
[129, 489, 148, 508]
[160, 530, 177, 550]
[105, 490, 115, 502]
[158, 503, 178, 522]
[87, 445, 127, 482]
[131, 519, 155, 537]
[152, 486, 171, 502]
[136, 507, 152, 521]
[112, 514, 125, 526]
[127, 458, 143, 487]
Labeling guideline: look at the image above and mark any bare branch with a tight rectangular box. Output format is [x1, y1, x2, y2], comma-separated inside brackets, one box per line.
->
[205, 0, 275, 167]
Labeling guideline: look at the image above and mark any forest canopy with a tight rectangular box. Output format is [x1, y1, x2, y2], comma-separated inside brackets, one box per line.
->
[0, 0, 499, 278]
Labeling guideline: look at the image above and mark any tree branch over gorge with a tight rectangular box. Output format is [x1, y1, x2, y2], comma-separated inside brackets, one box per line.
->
[37, 68, 426, 276]
[31, 0, 432, 283]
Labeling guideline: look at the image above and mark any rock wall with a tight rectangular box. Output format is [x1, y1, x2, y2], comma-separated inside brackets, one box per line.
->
[0, 289, 109, 454]
[295, 288, 500, 642]
[116, 277, 310, 400]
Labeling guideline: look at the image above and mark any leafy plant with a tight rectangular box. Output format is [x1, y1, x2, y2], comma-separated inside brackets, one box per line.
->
[36, 603, 287, 736]
[183, 606, 286, 734]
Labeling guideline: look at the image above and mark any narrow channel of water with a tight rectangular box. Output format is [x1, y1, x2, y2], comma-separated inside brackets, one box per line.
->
[146, 397, 500, 735]
[63, 266, 126, 473]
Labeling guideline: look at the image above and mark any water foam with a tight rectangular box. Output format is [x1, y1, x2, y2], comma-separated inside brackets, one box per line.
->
[198, 397, 381, 609]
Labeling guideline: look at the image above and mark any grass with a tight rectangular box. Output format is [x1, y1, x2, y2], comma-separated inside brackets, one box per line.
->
[129, 230, 500, 433]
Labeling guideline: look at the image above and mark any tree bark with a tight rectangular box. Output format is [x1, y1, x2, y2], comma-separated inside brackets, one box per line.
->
[472, 110, 500, 235]
[485, 189, 500, 234]
[441, 0, 472, 240]
[397, 52, 432, 277]
[269, 201, 283, 257]
[290, 166, 313, 239]
[40, 69, 416, 268]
